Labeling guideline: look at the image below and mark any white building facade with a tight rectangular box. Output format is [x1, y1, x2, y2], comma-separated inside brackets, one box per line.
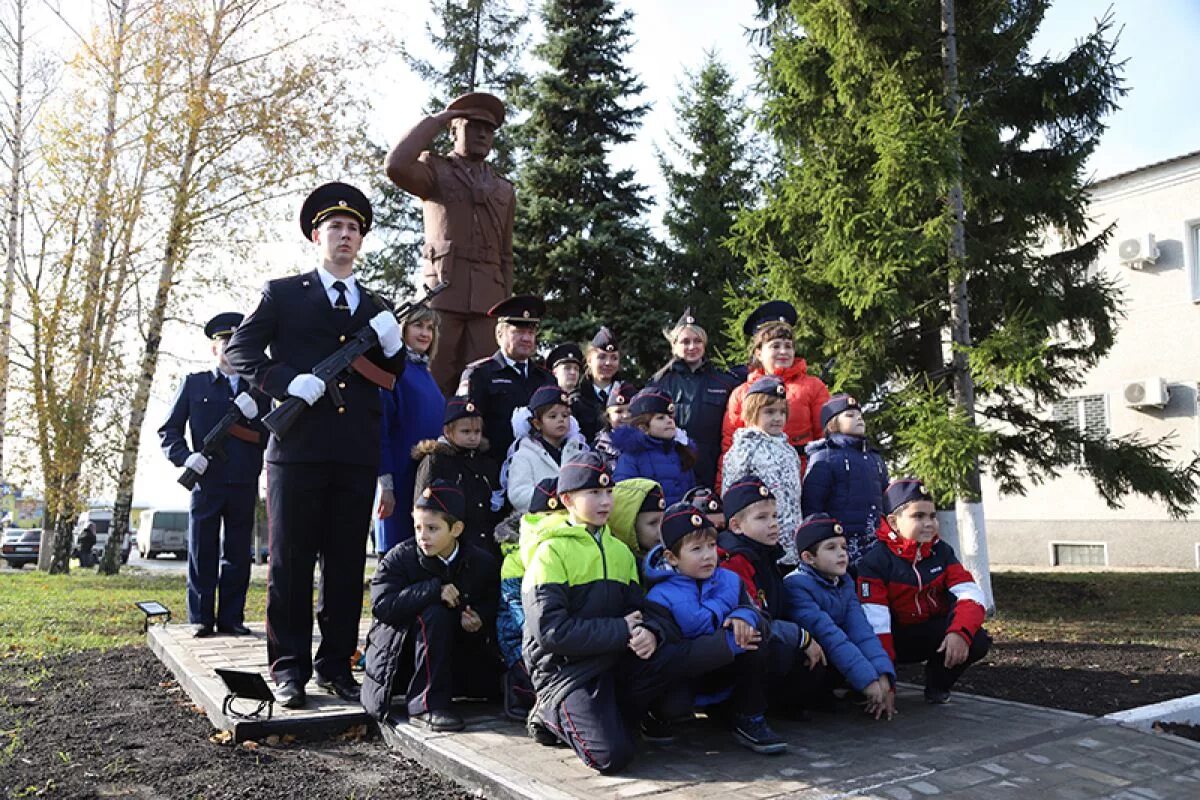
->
[984, 150, 1200, 570]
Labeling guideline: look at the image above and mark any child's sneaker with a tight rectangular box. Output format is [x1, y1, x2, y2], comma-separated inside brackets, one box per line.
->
[732, 714, 787, 755]
[527, 716, 561, 746]
[640, 711, 676, 745]
[924, 686, 952, 704]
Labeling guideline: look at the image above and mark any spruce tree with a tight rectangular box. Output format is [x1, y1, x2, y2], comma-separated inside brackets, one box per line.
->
[656, 51, 758, 362]
[514, 0, 661, 376]
[734, 1, 1199, 513]
[363, 0, 529, 296]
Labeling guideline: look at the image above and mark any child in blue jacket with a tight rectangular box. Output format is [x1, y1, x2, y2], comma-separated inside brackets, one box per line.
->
[612, 389, 698, 504]
[643, 502, 786, 754]
[802, 395, 889, 565]
[784, 514, 896, 721]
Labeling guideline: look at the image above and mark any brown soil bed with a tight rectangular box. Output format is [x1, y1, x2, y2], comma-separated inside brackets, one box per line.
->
[896, 639, 1200, 716]
[0, 646, 470, 800]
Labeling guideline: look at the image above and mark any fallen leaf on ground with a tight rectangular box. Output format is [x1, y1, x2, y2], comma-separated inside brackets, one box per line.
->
[209, 731, 233, 745]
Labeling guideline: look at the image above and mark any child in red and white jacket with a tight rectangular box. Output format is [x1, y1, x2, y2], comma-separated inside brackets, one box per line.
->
[855, 479, 991, 704]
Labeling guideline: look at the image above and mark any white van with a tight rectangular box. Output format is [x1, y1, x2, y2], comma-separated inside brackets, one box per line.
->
[137, 509, 189, 559]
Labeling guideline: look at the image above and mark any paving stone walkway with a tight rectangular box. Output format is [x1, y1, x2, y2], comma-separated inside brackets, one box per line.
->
[149, 622, 1200, 798]
[380, 688, 1200, 800]
[147, 621, 371, 741]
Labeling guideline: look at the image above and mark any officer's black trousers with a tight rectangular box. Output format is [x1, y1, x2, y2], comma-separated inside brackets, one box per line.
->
[893, 616, 992, 692]
[265, 461, 374, 685]
[187, 483, 255, 627]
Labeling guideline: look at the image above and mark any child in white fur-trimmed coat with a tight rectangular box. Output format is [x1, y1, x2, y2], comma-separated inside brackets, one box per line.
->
[720, 376, 803, 564]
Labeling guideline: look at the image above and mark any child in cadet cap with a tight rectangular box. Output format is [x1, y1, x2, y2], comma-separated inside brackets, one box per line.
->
[856, 479, 991, 705]
[720, 376, 804, 564]
[783, 514, 896, 721]
[362, 479, 501, 732]
[493, 476, 565, 723]
[411, 396, 503, 558]
[612, 388, 698, 505]
[802, 393, 888, 566]
[505, 384, 588, 514]
[593, 380, 637, 468]
[608, 479, 667, 562]
[718, 476, 827, 711]
[684, 485, 726, 531]
[642, 502, 787, 754]
[521, 452, 685, 773]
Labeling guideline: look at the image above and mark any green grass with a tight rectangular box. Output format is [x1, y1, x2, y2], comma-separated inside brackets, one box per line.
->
[0, 571, 269, 659]
[990, 571, 1200, 650]
[1, 568, 1195, 659]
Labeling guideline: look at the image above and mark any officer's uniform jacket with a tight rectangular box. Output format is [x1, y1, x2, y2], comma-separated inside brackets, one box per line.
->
[459, 351, 553, 460]
[224, 269, 406, 467]
[158, 370, 272, 488]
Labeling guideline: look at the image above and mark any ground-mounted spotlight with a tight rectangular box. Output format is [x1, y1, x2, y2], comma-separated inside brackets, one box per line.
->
[215, 668, 276, 720]
[135, 600, 171, 633]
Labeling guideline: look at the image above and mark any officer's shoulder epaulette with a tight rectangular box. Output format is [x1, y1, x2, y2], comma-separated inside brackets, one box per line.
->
[462, 355, 493, 374]
[266, 271, 314, 293]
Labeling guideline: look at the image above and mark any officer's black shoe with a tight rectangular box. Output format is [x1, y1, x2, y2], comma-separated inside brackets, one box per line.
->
[315, 673, 361, 702]
[275, 680, 307, 709]
[192, 624, 215, 638]
[217, 623, 252, 636]
[924, 686, 952, 704]
[409, 710, 465, 732]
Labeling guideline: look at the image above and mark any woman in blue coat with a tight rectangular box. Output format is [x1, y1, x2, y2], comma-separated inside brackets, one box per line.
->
[375, 308, 446, 554]
[647, 309, 738, 490]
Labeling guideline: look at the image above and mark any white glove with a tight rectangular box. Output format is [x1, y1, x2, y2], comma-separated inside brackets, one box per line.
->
[233, 392, 259, 419]
[674, 427, 691, 447]
[184, 453, 209, 475]
[287, 373, 326, 406]
[369, 311, 403, 357]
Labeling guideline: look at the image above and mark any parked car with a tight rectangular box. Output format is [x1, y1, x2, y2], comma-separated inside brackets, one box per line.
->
[136, 508, 189, 559]
[2, 528, 43, 569]
[73, 509, 131, 565]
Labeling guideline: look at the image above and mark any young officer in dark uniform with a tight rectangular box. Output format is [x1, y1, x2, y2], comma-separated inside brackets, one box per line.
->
[225, 182, 408, 708]
[456, 295, 552, 459]
[574, 326, 622, 442]
[158, 313, 272, 638]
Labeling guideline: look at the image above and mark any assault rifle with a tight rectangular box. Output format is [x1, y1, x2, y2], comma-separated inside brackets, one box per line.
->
[179, 393, 263, 490]
[262, 281, 448, 440]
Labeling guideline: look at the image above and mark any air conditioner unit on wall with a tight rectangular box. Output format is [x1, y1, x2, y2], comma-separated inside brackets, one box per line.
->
[1123, 378, 1170, 409]
[1117, 234, 1159, 269]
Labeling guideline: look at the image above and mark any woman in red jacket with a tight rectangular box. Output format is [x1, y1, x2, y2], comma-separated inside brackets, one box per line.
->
[719, 301, 830, 487]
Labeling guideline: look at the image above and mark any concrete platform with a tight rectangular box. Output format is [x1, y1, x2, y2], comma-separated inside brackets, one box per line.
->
[379, 689, 1200, 799]
[147, 621, 371, 741]
[146, 624, 1200, 797]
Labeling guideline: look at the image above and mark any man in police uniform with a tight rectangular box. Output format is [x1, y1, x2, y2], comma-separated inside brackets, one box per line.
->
[225, 182, 407, 708]
[385, 91, 514, 396]
[457, 295, 552, 459]
[158, 313, 272, 638]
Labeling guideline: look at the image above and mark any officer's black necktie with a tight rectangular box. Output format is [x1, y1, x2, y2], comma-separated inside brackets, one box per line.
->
[331, 280, 350, 312]
[598, 387, 609, 404]
[217, 373, 233, 398]
[516, 362, 527, 380]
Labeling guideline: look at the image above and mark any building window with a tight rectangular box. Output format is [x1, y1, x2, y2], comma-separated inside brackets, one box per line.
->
[1050, 394, 1109, 463]
[1052, 542, 1108, 567]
